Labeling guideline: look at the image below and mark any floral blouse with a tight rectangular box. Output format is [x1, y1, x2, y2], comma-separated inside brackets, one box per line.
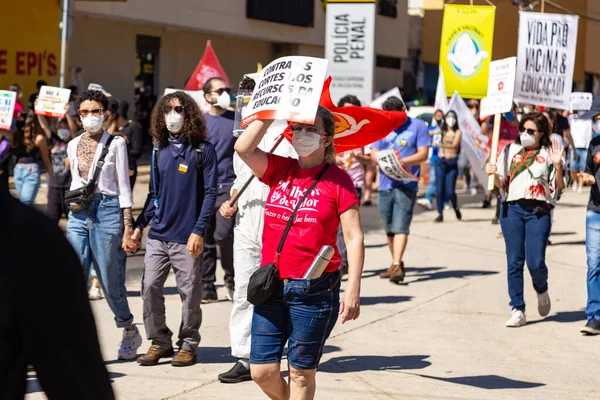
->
[496, 143, 567, 204]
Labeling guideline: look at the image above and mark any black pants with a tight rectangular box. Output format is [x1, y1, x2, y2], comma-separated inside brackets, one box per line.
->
[47, 186, 69, 223]
[202, 185, 235, 287]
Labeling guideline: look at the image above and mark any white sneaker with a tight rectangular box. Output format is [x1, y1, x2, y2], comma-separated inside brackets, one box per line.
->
[505, 309, 526, 327]
[572, 182, 579, 192]
[118, 325, 143, 360]
[88, 284, 102, 300]
[470, 187, 477, 196]
[444, 204, 451, 211]
[537, 291, 551, 317]
[417, 198, 433, 210]
[578, 187, 584, 194]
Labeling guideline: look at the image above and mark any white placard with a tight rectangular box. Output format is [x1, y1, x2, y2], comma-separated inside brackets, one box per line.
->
[480, 57, 517, 119]
[570, 92, 593, 111]
[369, 88, 402, 110]
[164, 88, 210, 113]
[434, 66, 449, 113]
[0, 90, 17, 130]
[325, 2, 376, 106]
[241, 56, 328, 127]
[514, 12, 579, 110]
[376, 149, 419, 182]
[35, 86, 71, 118]
[88, 83, 107, 95]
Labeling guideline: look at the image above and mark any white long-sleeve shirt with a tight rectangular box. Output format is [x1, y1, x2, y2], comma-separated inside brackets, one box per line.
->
[67, 131, 133, 208]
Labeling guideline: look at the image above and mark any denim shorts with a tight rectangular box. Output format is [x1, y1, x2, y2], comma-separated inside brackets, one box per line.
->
[570, 148, 588, 172]
[378, 186, 417, 235]
[250, 271, 341, 370]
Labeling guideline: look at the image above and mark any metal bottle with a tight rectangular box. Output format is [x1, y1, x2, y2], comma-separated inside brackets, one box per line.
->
[302, 245, 335, 279]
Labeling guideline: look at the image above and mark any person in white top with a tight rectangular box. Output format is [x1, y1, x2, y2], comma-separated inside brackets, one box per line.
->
[568, 111, 593, 192]
[486, 112, 566, 328]
[65, 89, 142, 360]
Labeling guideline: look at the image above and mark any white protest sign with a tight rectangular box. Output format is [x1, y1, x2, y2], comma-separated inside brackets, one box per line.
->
[514, 12, 579, 110]
[434, 66, 449, 113]
[241, 56, 328, 127]
[0, 90, 17, 130]
[376, 149, 419, 182]
[325, 1, 375, 106]
[448, 91, 489, 186]
[479, 57, 517, 119]
[570, 92, 593, 111]
[35, 86, 71, 118]
[88, 83, 108, 95]
[163, 88, 210, 113]
[369, 88, 402, 110]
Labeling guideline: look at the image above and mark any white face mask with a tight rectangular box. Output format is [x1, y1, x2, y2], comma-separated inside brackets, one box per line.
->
[165, 111, 184, 133]
[517, 113, 523, 122]
[57, 128, 71, 141]
[520, 132, 537, 148]
[593, 120, 600, 133]
[523, 107, 531, 114]
[292, 129, 323, 157]
[445, 117, 456, 127]
[215, 91, 231, 109]
[81, 114, 104, 133]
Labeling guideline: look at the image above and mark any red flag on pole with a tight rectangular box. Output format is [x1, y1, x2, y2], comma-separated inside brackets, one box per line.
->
[185, 41, 230, 91]
[284, 77, 407, 153]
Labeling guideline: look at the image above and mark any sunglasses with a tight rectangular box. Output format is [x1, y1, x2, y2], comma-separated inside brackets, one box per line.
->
[522, 128, 538, 135]
[290, 124, 324, 135]
[164, 105, 185, 114]
[211, 88, 231, 95]
[78, 108, 104, 117]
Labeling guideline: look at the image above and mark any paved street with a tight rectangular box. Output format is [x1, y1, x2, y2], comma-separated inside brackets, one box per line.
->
[22, 178, 598, 400]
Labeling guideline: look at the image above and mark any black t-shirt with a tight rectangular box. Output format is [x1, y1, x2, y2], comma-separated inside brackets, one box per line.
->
[556, 114, 570, 137]
[48, 134, 71, 188]
[585, 136, 600, 212]
[120, 121, 144, 171]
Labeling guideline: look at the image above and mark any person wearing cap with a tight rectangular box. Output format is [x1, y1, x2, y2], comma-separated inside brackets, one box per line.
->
[577, 98, 600, 335]
[569, 103, 594, 193]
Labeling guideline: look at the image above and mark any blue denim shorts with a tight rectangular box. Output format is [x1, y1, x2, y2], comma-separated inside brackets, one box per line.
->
[250, 271, 341, 370]
[570, 148, 588, 172]
[378, 186, 417, 235]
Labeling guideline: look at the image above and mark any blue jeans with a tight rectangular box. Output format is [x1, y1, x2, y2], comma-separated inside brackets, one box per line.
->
[66, 194, 133, 328]
[435, 158, 458, 215]
[500, 202, 551, 312]
[586, 211, 600, 320]
[425, 160, 437, 202]
[13, 163, 41, 206]
[250, 271, 341, 370]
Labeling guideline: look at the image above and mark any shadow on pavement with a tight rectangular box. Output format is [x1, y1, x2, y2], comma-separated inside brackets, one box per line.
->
[365, 243, 387, 249]
[26, 371, 126, 394]
[405, 268, 498, 285]
[197, 346, 237, 364]
[319, 355, 431, 373]
[550, 231, 577, 236]
[411, 373, 544, 390]
[551, 240, 585, 246]
[526, 310, 587, 326]
[360, 295, 413, 306]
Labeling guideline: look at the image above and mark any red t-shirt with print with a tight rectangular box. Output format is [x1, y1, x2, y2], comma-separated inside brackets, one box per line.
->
[259, 153, 360, 279]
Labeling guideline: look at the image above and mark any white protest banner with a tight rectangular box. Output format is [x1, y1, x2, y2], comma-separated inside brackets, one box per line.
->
[163, 88, 210, 113]
[434, 66, 449, 113]
[514, 12, 579, 110]
[369, 88, 402, 110]
[0, 91, 17, 130]
[325, 0, 376, 106]
[241, 56, 329, 127]
[448, 91, 489, 186]
[570, 92, 593, 111]
[35, 86, 71, 118]
[480, 57, 517, 119]
[376, 149, 419, 182]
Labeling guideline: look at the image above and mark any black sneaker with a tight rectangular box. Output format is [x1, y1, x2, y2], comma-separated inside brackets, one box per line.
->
[492, 217, 500, 225]
[581, 319, 600, 335]
[218, 360, 252, 383]
[434, 215, 443, 223]
[454, 208, 462, 220]
[202, 284, 218, 304]
[225, 283, 235, 302]
[482, 200, 491, 209]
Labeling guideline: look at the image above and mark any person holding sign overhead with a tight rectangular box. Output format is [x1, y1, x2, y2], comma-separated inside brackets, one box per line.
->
[433, 110, 462, 223]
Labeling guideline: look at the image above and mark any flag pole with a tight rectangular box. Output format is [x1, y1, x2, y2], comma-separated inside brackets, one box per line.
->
[59, 0, 69, 88]
[541, 0, 545, 13]
[488, 114, 502, 191]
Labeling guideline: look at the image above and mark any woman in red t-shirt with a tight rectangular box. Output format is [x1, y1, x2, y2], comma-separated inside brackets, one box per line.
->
[235, 106, 364, 399]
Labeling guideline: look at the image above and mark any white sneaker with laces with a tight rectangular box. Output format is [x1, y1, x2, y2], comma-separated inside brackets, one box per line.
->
[88, 284, 102, 300]
[118, 325, 143, 360]
[444, 204, 451, 211]
[537, 291, 551, 317]
[505, 309, 526, 327]
[417, 198, 433, 210]
[470, 187, 477, 196]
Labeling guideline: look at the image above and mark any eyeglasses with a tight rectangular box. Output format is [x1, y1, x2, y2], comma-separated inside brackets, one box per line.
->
[211, 88, 231, 95]
[78, 108, 104, 117]
[522, 128, 538, 135]
[164, 105, 185, 114]
[290, 124, 324, 135]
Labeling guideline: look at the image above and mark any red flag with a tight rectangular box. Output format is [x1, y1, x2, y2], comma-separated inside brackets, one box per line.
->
[284, 77, 407, 153]
[185, 41, 230, 91]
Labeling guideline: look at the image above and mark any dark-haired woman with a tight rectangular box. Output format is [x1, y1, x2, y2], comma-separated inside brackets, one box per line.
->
[66, 89, 142, 360]
[131, 91, 218, 367]
[486, 112, 566, 328]
[434, 110, 462, 222]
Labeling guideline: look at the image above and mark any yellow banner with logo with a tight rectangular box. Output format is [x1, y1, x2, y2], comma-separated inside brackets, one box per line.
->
[439, 5, 496, 99]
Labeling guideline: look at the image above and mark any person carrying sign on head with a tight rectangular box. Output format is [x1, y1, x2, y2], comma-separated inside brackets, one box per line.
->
[235, 107, 364, 400]
[370, 96, 430, 284]
[486, 112, 567, 328]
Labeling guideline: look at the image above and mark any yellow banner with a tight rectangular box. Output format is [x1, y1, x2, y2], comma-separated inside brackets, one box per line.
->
[439, 4, 496, 99]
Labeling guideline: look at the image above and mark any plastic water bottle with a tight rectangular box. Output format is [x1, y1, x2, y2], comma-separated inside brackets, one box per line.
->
[302, 245, 335, 279]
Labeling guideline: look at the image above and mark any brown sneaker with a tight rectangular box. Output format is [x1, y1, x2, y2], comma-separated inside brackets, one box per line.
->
[389, 262, 405, 284]
[137, 345, 174, 366]
[380, 264, 395, 279]
[171, 348, 197, 367]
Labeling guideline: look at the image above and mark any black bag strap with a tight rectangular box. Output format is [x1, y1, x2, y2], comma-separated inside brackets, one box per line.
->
[275, 163, 330, 256]
[88, 135, 115, 191]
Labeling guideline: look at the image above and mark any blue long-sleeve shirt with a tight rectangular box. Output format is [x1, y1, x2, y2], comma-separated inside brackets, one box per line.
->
[135, 142, 217, 244]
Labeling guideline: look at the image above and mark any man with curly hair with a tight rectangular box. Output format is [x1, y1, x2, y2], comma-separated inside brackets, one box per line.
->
[131, 91, 218, 367]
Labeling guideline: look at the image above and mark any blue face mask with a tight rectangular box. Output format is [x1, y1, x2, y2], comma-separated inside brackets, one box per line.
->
[505, 112, 515, 122]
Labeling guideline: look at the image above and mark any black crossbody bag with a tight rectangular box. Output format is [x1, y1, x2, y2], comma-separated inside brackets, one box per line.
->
[247, 163, 330, 306]
[65, 135, 115, 212]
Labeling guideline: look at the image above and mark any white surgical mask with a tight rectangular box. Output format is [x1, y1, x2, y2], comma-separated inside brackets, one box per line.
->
[593, 120, 600, 133]
[445, 117, 456, 127]
[165, 111, 184, 133]
[523, 107, 531, 114]
[216, 91, 231, 109]
[520, 132, 536, 148]
[57, 128, 71, 141]
[517, 113, 523, 122]
[292, 129, 322, 157]
[81, 114, 104, 133]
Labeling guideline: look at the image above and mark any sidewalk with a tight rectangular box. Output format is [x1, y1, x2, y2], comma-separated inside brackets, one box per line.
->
[24, 189, 597, 400]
